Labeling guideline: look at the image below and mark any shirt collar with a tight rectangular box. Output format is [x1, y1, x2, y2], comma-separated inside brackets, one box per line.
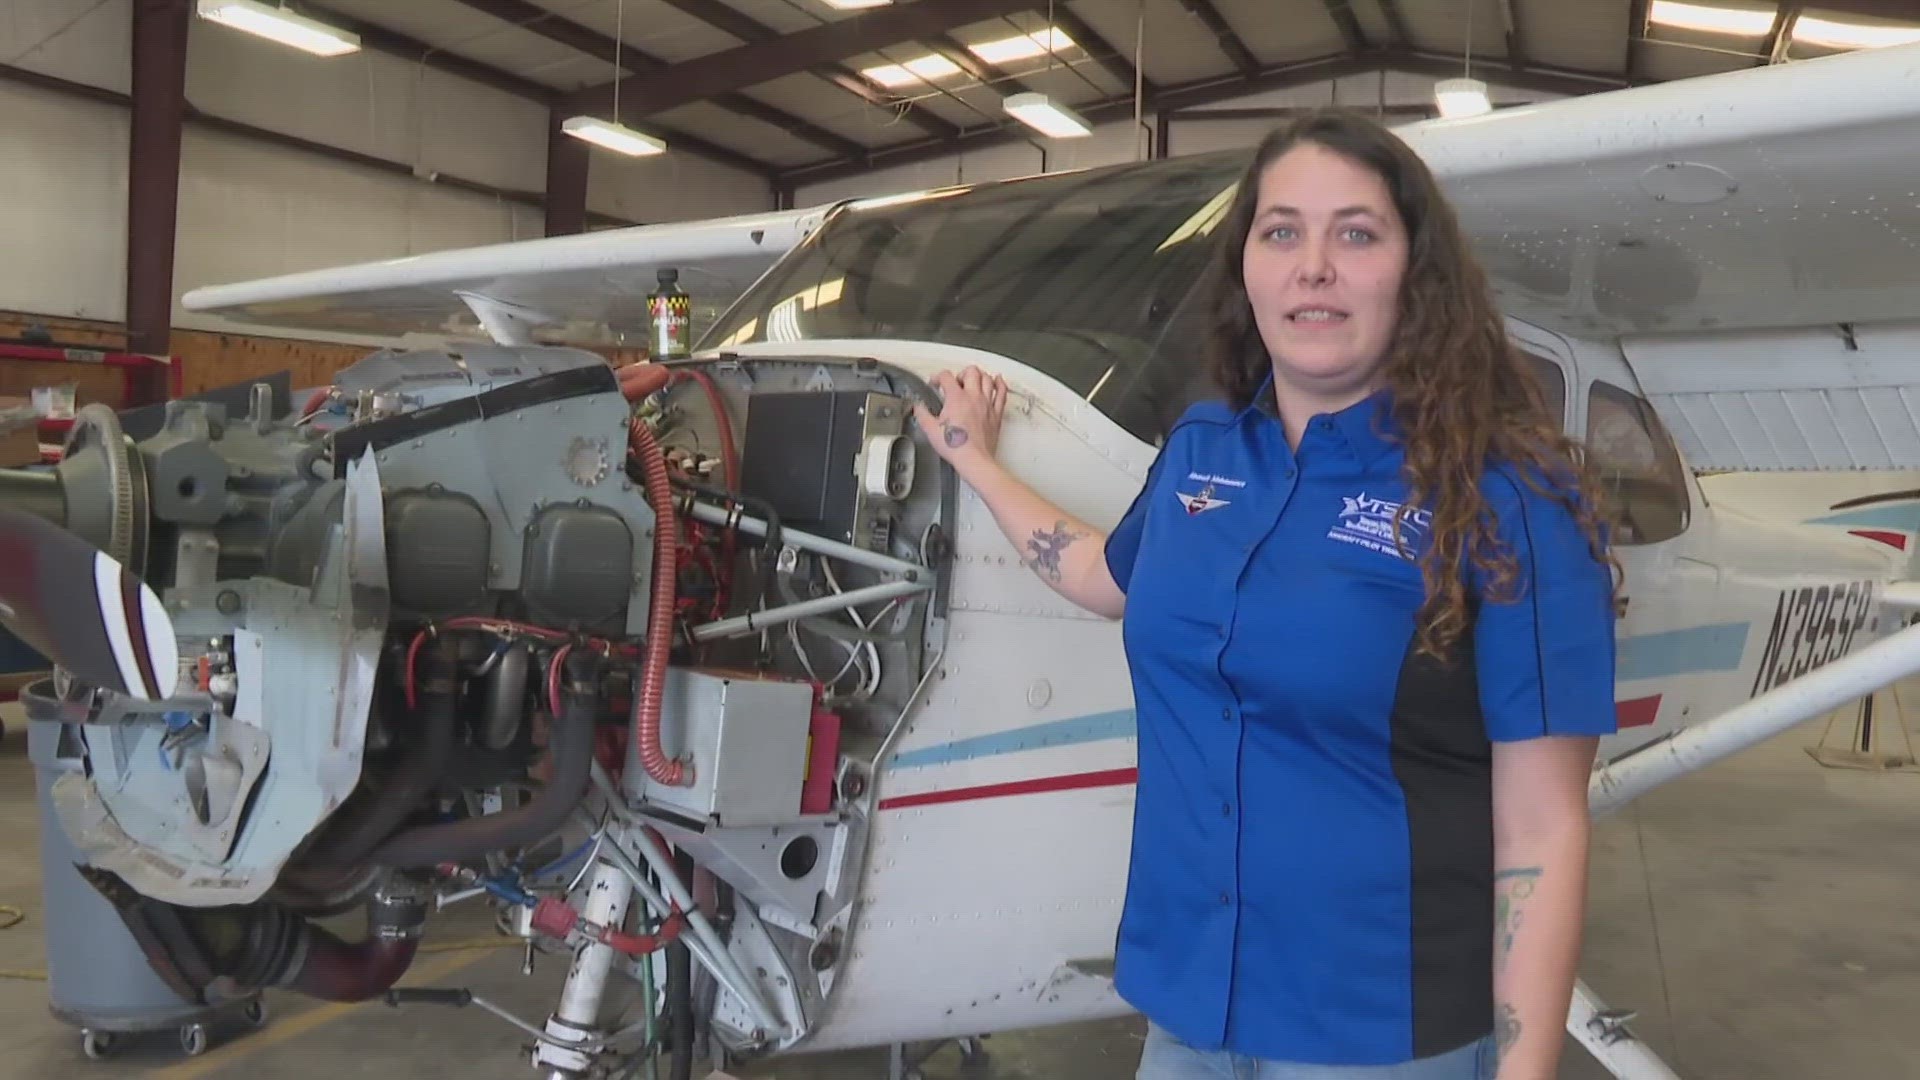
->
[1239, 372, 1400, 467]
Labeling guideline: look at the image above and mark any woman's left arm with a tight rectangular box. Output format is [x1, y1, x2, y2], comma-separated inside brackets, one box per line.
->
[1489, 733, 1600, 1080]
[1469, 473, 1619, 1080]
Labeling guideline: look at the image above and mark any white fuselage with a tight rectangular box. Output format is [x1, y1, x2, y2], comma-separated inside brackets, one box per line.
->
[709, 327, 1903, 1055]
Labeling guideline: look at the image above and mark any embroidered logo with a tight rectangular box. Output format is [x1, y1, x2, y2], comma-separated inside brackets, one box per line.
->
[1328, 491, 1430, 559]
[1176, 471, 1245, 515]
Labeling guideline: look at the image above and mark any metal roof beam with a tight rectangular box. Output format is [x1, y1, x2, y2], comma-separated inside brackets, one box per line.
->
[562, 0, 1037, 118]
[779, 53, 1377, 187]
[1376, 0, 1414, 47]
[446, 0, 866, 158]
[776, 46, 1636, 188]
[1179, 0, 1262, 77]
[296, 2, 779, 177]
[1046, 5, 1156, 94]
[1322, 0, 1370, 50]
[649, 0, 962, 142]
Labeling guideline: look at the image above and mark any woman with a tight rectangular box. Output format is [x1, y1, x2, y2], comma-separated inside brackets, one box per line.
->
[911, 110, 1619, 1080]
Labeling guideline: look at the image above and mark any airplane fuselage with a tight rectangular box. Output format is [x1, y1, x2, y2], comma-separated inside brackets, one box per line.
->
[698, 328, 1904, 1056]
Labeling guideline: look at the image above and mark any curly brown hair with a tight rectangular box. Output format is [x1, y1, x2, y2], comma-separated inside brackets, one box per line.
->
[1201, 108, 1620, 661]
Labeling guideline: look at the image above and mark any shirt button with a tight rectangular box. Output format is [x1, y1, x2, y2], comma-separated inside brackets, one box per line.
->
[1221, 801, 1233, 817]
[1219, 892, 1232, 906]
[1221, 707, 1231, 720]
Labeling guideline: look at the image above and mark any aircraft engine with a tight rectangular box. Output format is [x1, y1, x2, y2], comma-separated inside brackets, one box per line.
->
[0, 345, 945, 1074]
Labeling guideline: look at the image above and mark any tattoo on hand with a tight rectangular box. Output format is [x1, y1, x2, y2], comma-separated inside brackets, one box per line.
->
[1494, 1002, 1520, 1057]
[942, 422, 969, 449]
[1022, 521, 1084, 582]
[1494, 866, 1541, 972]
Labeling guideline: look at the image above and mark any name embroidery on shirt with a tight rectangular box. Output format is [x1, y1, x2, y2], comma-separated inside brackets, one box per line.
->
[1328, 491, 1431, 559]
[1176, 471, 1245, 515]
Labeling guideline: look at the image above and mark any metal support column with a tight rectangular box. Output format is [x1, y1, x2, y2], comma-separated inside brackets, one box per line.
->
[126, 0, 189, 404]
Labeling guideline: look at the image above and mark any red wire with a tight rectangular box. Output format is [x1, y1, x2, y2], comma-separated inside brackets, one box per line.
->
[546, 643, 571, 718]
[404, 628, 429, 710]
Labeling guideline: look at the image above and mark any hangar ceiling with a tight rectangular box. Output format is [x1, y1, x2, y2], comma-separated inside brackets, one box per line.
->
[262, 0, 1920, 185]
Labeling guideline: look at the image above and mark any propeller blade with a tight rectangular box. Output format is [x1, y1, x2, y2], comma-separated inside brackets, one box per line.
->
[0, 508, 178, 701]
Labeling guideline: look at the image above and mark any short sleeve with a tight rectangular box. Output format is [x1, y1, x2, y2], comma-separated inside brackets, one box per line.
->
[1474, 471, 1618, 742]
[1103, 444, 1171, 595]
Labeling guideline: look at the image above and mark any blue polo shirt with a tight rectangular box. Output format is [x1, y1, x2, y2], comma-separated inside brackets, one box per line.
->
[1103, 384, 1616, 1065]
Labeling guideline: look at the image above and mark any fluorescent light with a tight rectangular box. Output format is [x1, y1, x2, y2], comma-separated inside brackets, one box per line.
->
[561, 116, 667, 157]
[1793, 13, 1920, 49]
[969, 27, 1076, 65]
[196, 0, 360, 56]
[861, 54, 963, 87]
[822, 0, 891, 7]
[1003, 92, 1091, 138]
[1434, 77, 1491, 118]
[1646, 0, 1776, 36]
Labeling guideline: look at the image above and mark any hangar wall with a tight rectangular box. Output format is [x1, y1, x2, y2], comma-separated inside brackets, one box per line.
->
[789, 69, 1566, 207]
[0, 0, 775, 343]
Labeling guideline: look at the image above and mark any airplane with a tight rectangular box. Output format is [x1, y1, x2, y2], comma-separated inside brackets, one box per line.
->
[4, 34, 1920, 1080]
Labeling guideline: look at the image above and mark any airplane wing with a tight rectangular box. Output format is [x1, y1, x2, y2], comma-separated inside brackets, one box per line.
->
[1396, 41, 1920, 472]
[1405, 40, 1920, 341]
[179, 204, 836, 341]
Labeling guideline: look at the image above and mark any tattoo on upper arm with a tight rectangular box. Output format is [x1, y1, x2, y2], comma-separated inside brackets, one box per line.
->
[1494, 866, 1542, 972]
[1023, 521, 1086, 583]
[942, 422, 969, 448]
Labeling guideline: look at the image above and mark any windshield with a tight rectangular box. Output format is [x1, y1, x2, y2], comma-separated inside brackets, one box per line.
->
[702, 150, 1253, 445]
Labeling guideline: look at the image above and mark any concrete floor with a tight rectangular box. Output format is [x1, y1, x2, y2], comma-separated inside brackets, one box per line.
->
[3, 693, 1920, 1080]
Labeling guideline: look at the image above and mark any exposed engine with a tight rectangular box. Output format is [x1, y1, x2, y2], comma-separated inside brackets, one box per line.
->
[0, 345, 948, 1076]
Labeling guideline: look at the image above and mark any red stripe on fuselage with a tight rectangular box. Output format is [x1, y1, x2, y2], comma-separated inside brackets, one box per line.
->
[877, 767, 1138, 811]
[883, 701, 1667, 811]
[1616, 694, 1661, 728]
[1849, 529, 1909, 551]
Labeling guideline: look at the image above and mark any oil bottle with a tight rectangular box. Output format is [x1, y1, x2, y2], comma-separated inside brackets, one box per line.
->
[647, 267, 691, 359]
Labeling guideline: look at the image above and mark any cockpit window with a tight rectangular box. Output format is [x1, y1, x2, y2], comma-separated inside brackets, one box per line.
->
[701, 151, 1253, 445]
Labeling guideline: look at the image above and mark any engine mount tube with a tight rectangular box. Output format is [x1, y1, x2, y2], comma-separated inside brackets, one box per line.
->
[367, 647, 601, 868]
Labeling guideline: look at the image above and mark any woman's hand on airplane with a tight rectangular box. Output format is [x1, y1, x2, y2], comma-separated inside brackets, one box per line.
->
[913, 366, 1006, 475]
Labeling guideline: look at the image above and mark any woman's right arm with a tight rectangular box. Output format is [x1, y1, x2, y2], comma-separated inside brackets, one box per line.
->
[913, 367, 1128, 621]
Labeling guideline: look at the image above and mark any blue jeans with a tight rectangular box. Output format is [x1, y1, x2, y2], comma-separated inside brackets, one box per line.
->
[1136, 1023, 1498, 1080]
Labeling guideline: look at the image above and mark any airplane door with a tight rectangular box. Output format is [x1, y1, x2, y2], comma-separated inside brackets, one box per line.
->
[1559, 332, 1721, 747]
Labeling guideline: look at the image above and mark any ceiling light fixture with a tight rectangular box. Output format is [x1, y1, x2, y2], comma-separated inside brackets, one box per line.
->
[970, 27, 1076, 65]
[860, 54, 963, 87]
[1792, 13, 1920, 49]
[822, 0, 891, 8]
[1433, 77, 1491, 118]
[1646, 0, 1776, 36]
[1003, 92, 1092, 138]
[561, 116, 667, 157]
[196, 0, 360, 56]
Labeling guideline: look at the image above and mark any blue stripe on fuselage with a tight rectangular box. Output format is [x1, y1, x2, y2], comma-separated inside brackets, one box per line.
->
[884, 709, 1136, 772]
[884, 624, 1744, 770]
[1614, 622, 1750, 682]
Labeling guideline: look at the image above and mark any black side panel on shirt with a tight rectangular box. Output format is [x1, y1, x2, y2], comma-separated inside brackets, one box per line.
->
[1389, 634, 1495, 1057]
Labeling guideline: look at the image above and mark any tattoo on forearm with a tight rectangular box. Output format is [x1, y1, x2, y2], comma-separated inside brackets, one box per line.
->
[1022, 520, 1085, 582]
[1494, 866, 1542, 972]
[942, 421, 969, 448]
[1494, 1002, 1520, 1057]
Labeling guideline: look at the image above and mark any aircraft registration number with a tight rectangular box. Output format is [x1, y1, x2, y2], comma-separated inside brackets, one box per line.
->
[1750, 579, 1879, 697]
